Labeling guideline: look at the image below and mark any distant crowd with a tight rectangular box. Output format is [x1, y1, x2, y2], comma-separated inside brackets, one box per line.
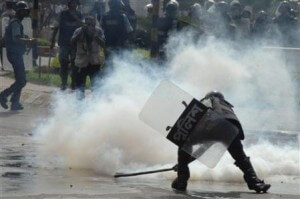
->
[0, 0, 299, 110]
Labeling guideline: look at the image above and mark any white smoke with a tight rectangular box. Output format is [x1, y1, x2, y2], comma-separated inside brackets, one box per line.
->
[34, 31, 299, 184]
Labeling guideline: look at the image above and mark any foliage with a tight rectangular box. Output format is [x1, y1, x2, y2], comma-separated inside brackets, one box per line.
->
[4, 69, 90, 88]
[26, 69, 62, 87]
[37, 38, 51, 46]
[50, 56, 60, 69]
[133, 48, 150, 58]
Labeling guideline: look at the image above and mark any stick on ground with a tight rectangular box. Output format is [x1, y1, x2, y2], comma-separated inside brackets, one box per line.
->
[114, 167, 176, 178]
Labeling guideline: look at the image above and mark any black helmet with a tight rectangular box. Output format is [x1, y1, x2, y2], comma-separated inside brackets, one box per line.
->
[230, 0, 241, 8]
[205, 91, 225, 100]
[191, 3, 202, 15]
[15, 1, 30, 12]
[257, 10, 267, 21]
[216, 1, 229, 14]
[278, 1, 292, 15]
[146, 3, 153, 14]
[165, 0, 179, 18]
[108, 0, 124, 10]
[166, 0, 179, 12]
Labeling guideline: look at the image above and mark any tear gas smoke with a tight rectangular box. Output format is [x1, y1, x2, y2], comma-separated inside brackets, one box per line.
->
[34, 31, 299, 184]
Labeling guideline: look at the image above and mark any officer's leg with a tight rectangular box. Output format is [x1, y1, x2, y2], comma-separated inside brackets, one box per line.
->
[228, 137, 271, 193]
[75, 67, 86, 100]
[0, 52, 15, 109]
[88, 65, 100, 92]
[8, 52, 26, 110]
[58, 46, 69, 90]
[172, 148, 195, 191]
[0, 52, 26, 109]
[70, 48, 77, 90]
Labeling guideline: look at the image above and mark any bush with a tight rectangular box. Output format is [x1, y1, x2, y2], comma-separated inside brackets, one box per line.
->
[37, 38, 51, 46]
[51, 56, 60, 69]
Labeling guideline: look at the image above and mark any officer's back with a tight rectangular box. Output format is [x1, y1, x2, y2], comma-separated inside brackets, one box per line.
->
[57, 8, 82, 47]
[157, 1, 179, 48]
[101, 0, 133, 49]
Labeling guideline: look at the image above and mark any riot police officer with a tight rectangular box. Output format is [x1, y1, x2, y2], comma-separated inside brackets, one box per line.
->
[156, 0, 179, 59]
[1, 0, 16, 71]
[229, 0, 251, 41]
[0, 1, 36, 111]
[172, 91, 271, 193]
[252, 10, 269, 38]
[91, 0, 106, 23]
[210, 1, 236, 39]
[272, 1, 299, 46]
[100, 0, 133, 58]
[50, 0, 83, 91]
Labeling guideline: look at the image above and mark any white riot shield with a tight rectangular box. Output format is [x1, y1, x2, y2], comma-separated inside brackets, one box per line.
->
[139, 80, 238, 168]
[2, 17, 33, 71]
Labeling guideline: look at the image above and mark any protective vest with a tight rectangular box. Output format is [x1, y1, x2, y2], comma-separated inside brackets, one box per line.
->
[74, 27, 104, 68]
[58, 10, 82, 46]
[208, 96, 244, 140]
[101, 11, 127, 48]
[4, 18, 26, 54]
[157, 17, 178, 47]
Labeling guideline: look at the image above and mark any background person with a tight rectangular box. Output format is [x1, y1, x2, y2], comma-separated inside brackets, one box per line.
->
[71, 16, 105, 99]
[50, 0, 83, 91]
[0, 1, 36, 111]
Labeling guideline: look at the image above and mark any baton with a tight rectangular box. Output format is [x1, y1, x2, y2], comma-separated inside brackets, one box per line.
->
[114, 166, 176, 178]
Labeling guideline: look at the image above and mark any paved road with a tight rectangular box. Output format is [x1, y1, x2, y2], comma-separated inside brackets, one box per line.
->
[0, 106, 299, 199]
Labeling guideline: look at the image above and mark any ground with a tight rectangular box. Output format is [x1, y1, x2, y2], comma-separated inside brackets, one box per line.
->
[0, 76, 299, 199]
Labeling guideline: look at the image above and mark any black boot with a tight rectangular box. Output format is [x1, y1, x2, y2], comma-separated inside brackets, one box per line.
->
[0, 93, 8, 109]
[171, 177, 188, 192]
[235, 157, 271, 193]
[11, 102, 24, 111]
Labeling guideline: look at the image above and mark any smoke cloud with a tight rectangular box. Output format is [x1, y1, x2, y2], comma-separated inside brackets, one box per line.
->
[34, 30, 299, 184]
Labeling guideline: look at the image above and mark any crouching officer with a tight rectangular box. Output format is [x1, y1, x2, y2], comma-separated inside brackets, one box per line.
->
[71, 16, 105, 99]
[172, 91, 271, 193]
[0, 1, 36, 111]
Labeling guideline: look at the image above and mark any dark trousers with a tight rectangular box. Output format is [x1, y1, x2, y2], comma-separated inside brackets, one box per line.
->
[1, 51, 26, 103]
[58, 46, 76, 89]
[177, 137, 247, 181]
[75, 64, 100, 98]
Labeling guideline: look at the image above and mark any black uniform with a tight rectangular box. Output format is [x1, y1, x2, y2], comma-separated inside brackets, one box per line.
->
[0, 18, 27, 110]
[273, 15, 299, 46]
[101, 10, 133, 57]
[252, 12, 269, 39]
[56, 9, 83, 90]
[173, 93, 271, 193]
[156, 17, 188, 60]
